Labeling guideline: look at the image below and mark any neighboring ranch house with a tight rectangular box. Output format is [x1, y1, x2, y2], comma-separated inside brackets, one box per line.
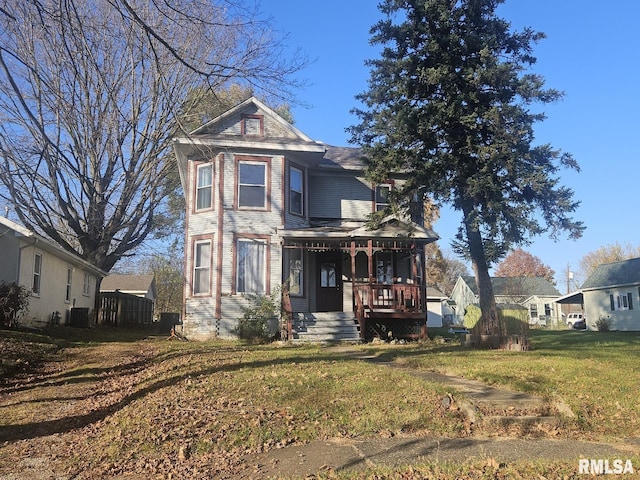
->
[0, 215, 105, 328]
[173, 97, 439, 341]
[450, 275, 563, 327]
[558, 257, 640, 331]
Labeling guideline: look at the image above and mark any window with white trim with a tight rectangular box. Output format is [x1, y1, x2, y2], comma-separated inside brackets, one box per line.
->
[289, 166, 303, 215]
[32, 252, 42, 295]
[530, 304, 538, 319]
[236, 238, 266, 294]
[610, 293, 633, 311]
[65, 268, 73, 302]
[193, 240, 212, 295]
[375, 184, 392, 212]
[238, 161, 267, 208]
[196, 163, 213, 211]
[83, 272, 91, 296]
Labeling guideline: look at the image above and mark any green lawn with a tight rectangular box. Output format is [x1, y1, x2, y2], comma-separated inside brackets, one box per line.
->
[368, 328, 640, 441]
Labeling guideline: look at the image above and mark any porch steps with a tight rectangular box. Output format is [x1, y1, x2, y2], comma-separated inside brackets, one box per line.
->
[292, 312, 361, 343]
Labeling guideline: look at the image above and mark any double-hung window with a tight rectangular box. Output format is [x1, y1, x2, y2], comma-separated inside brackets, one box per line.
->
[375, 184, 392, 212]
[196, 163, 213, 211]
[83, 272, 91, 296]
[193, 240, 212, 295]
[236, 238, 267, 294]
[238, 161, 267, 209]
[289, 166, 303, 215]
[65, 268, 72, 302]
[32, 253, 42, 295]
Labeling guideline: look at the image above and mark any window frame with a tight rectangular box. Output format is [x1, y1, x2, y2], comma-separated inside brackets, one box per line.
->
[289, 165, 304, 216]
[194, 162, 213, 212]
[65, 267, 73, 303]
[192, 239, 213, 296]
[82, 272, 91, 297]
[234, 236, 269, 295]
[610, 292, 634, 311]
[241, 114, 264, 136]
[32, 252, 42, 296]
[236, 157, 270, 210]
[374, 183, 393, 212]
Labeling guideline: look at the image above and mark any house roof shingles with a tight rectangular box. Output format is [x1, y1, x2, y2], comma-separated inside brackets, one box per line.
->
[101, 274, 155, 293]
[581, 257, 640, 290]
[462, 275, 561, 297]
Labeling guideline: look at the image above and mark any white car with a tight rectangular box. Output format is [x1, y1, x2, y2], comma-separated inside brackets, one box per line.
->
[566, 312, 584, 328]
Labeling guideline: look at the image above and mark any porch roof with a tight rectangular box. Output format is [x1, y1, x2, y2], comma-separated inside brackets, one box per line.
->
[278, 215, 439, 243]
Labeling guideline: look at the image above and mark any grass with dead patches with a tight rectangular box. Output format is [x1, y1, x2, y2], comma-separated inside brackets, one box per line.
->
[367, 328, 640, 441]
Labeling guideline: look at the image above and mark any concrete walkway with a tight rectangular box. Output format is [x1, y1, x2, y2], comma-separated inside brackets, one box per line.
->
[240, 345, 640, 479]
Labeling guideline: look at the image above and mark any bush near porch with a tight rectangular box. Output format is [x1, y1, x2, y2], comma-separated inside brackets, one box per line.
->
[463, 304, 530, 334]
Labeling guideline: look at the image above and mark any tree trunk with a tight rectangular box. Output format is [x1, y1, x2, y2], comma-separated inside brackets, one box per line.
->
[463, 209, 505, 338]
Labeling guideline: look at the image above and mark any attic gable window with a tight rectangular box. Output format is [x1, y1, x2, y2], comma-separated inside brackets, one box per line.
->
[241, 114, 263, 136]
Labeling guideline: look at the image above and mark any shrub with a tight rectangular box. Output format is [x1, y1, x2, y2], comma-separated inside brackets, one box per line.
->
[595, 316, 612, 332]
[0, 282, 30, 328]
[235, 288, 281, 343]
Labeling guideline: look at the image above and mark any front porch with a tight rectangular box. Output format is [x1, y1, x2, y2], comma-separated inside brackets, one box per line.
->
[279, 216, 438, 342]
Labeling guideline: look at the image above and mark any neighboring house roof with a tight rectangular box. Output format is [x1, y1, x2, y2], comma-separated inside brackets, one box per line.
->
[581, 257, 640, 290]
[461, 275, 561, 297]
[100, 274, 156, 299]
[0, 215, 106, 278]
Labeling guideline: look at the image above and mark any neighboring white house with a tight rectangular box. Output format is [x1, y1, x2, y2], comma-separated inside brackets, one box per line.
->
[100, 274, 157, 301]
[173, 97, 439, 341]
[450, 275, 563, 327]
[559, 257, 640, 331]
[0, 215, 106, 328]
[426, 287, 451, 328]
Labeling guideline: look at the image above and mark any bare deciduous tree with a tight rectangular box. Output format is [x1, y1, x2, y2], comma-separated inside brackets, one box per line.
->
[0, 0, 305, 272]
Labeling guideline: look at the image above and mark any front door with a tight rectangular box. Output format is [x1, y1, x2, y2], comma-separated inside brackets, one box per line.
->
[316, 251, 343, 312]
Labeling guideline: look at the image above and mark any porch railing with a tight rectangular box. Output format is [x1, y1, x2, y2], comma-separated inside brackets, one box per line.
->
[353, 283, 425, 313]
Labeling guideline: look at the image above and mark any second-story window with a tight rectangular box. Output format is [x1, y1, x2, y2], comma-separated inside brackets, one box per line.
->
[238, 161, 267, 208]
[289, 166, 303, 215]
[375, 184, 392, 212]
[242, 115, 263, 136]
[196, 163, 213, 211]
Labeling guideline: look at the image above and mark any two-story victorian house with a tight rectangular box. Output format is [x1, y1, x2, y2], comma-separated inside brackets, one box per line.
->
[174, 97, 438, 341]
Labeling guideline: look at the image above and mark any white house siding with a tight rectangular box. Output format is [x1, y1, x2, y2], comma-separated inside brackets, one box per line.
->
[426, 300, 443, 327]
[584, 288, 640, 331]
[522, 295, 563, 327]
[182, 151, 285, 339]
[18, 244, 98, 327]
[449, 278, 476, 324]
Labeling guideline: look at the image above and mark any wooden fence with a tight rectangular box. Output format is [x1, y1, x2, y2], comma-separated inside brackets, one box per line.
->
[99, 291, 153, 326]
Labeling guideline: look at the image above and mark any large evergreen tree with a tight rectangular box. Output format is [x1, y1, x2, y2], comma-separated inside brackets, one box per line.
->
[349, 0, 584, 339]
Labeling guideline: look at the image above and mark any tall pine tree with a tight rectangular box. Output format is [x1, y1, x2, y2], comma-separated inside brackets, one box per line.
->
[349, 0, 584, 340]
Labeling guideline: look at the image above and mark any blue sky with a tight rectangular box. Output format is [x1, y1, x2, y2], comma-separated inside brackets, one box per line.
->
[265, 0, 640, 290]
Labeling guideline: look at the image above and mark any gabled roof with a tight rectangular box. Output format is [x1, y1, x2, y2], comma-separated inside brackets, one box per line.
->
[581, 257, 640, 290]
[101, 274, 156, 298]
[461, 275, 561, 297]
[0, 215, 106, 277]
